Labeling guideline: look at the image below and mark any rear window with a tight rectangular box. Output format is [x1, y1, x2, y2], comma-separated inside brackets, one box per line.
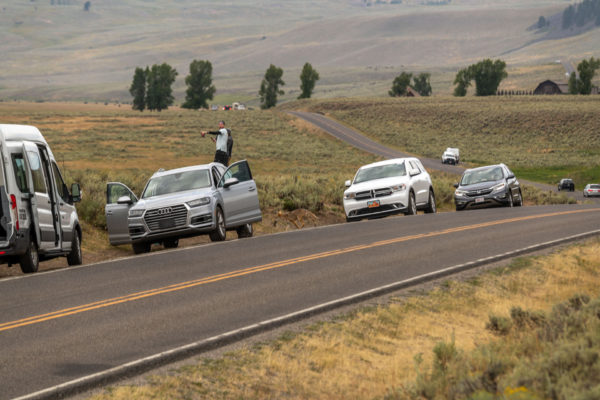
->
[11, 153, 28, 193]
[590, 184, 600, 189]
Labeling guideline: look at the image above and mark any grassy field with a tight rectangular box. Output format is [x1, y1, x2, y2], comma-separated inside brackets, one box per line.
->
[85, 238, 600, 400]
[284, 95, 600, 189]
[0, 98, 581, 276]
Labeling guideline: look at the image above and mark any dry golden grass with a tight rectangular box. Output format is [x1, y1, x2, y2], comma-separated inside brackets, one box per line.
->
[88, 238, 600, 399]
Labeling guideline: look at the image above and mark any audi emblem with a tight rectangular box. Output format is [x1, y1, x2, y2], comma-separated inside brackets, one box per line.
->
[149, 207, 173, 216]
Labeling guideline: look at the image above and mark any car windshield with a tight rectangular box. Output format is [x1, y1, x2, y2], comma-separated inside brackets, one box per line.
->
[461, 167, 503, 186]
[142, 169, 211, 198]
[354, 162, 406, 184]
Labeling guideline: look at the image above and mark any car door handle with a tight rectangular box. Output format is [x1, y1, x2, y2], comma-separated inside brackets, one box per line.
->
[248, 187, 256, 192]
[106, 210, 113, 215]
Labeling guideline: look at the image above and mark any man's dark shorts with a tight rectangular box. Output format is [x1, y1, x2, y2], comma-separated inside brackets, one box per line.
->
[214, 150, 229, 166]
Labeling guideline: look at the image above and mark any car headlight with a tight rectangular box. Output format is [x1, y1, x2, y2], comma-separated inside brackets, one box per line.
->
[129, 209, 144, 218]
[455, 189, 467, 197]
[187, 197, 211, 208]
[391, 184, 406, 192]
[344, 192, 356, 200]
[491, 182, 507, 193]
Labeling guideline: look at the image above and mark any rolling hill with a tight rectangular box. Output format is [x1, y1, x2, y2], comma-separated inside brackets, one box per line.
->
[0, 0, 598, 104]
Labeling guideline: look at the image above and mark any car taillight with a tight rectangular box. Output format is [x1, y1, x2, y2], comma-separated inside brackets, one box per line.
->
[10, 194, 19, 231]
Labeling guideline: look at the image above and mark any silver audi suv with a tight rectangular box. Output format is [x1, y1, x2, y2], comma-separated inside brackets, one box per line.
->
[343, 157, 436, 222]
[105, 160, 261, 254]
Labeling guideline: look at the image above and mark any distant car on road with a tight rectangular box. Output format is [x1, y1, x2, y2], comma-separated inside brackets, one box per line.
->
[557, 178, 575, 192]
[343, 157, 436, 222]
[454, 163, 522, 211]
[105, 160, 261, 254]
[441, 147, 460, 165]
[583, 184, 600, 197]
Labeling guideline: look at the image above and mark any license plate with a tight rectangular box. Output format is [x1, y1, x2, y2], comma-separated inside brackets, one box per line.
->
[475, 197, 484, 203]
[367, 200, 380, 208]
[159, 219, 176, 229]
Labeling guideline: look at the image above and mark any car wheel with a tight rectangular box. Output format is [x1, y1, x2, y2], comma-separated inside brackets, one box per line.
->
[132, 242, 151, 254]
[163, 238, 179, 249]
[507, 192, 514, 207]
[67, 232, 83, 266]
[424, 190, 436, 214]
[236, 223, 253, 238]
[209, 207, 226, 242]
[516, 189, 523, 207]
[405, 192, 417, 216]
[19, 235, 39, 274]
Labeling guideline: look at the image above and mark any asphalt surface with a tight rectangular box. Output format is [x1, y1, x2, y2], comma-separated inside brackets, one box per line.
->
[288, 111, 597, 204]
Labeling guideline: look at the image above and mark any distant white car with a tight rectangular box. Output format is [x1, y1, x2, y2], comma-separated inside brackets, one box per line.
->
[442, 147, 460, 165]
[343, 158, 436, 222]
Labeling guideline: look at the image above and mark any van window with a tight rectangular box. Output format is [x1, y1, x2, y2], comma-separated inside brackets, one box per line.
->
[27, 151, 47, 194]
[51, 162, 69, 201]
[11, 154, 29, 193]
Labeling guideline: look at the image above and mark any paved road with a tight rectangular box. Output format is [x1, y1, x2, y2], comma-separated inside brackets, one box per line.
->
[1, 205, 600, 399]
[288, 111, 596, 204]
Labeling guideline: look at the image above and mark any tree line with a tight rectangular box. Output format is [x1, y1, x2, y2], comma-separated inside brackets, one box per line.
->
[129, 61, 320, 111]
[561, 0, 600, 30]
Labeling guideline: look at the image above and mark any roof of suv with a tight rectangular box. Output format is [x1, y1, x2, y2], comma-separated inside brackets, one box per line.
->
[149, 162, 225, 179]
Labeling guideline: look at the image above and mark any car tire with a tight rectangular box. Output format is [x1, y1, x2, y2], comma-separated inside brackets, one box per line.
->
[405, 192, 417, 216]
[67, 232, 83, 266]
[236, 223, 253, 239]
[19, 235, 39, 274]
[209, 207, 226, 242]
[507, 192, 514, 207]
[132, 242, 151, 254]
[163, 238, 179, 249]
[424, 190, 436, 214]
[516, 189, 523, 206]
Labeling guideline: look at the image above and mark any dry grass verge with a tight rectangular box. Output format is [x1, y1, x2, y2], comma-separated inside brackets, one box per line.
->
[87, 238, 600, 400]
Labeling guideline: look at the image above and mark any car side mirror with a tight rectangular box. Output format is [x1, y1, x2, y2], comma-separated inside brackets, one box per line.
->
[71, 183, 82, 203]
[223, 177, 239, 188]
[117, 195, 133, 205]
[345, 180, 351, 188]
[507, 174, 515, 179]
[453, 183, 459, 188]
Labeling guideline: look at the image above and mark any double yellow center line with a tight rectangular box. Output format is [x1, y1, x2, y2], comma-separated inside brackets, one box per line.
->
[1, 208, 597, 332]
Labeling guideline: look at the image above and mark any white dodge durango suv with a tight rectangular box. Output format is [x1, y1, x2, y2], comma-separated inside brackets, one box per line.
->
[343, 157, 436, 222]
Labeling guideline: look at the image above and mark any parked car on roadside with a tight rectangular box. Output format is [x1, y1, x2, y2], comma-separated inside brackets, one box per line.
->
[0, 124, 83, 273]
[441, 147, 460, 165]
[454, 163, 522, 211]
[583, 184, 600, 197]
[343, 157, 436, 222]
[105, 160, 261, 254]
[557, 178, 575, 192]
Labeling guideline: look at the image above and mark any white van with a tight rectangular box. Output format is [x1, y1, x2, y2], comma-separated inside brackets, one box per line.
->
[0, 124, 82, 273]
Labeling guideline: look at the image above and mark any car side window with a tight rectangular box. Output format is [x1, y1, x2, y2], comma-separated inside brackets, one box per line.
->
[51, 162, 69, 202]
[212, 167, 221, 187]
[11, 153, 28, 193]
[409, 160, 421, 174]
[220, 161, 251, 187]
[107, 183, 136, 204]
[26, 151, 47, 194]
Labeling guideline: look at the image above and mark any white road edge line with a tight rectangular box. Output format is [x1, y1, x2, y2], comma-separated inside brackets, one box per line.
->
[12, 229, 600, 400]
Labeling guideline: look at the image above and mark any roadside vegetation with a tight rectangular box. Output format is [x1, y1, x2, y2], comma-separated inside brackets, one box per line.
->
[86, 237, 600, 399]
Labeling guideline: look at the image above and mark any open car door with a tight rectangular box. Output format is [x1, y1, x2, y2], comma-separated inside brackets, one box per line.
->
[105, 182, 137, 245]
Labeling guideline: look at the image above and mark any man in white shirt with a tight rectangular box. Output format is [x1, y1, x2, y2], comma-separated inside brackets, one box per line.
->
[201, 120, 230, 166]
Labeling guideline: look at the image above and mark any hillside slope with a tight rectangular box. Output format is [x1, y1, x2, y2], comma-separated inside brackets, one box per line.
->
[0, 0, 597, 102]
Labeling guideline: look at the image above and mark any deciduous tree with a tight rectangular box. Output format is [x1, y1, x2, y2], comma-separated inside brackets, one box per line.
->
[129, 67, 147, 111]
[146, 63, 178, 112]
[259, 64, 285, 109]
[412, 72, 432, 96]
[182, 60, 216, 110]
[571, 57, 600, 94]
[298, 62, 320, 99]
[453, 59, 507, 96]
[388, 72, 413, 97]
